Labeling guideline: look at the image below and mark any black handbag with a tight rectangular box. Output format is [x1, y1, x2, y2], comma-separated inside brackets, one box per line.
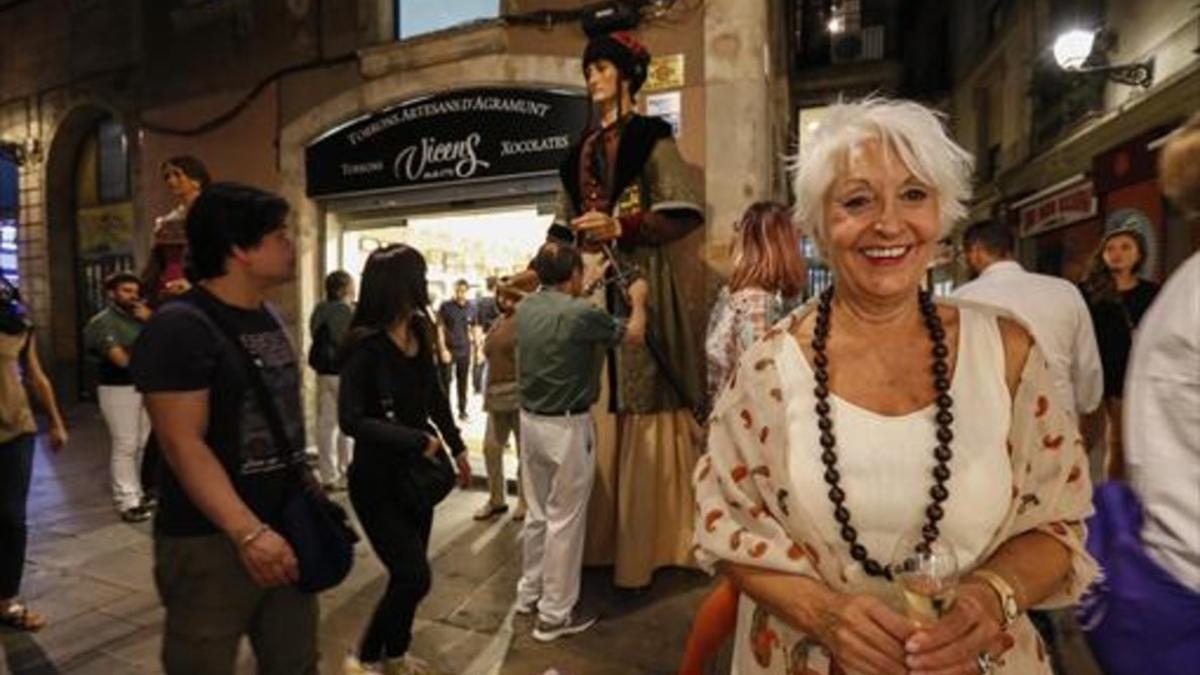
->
[186, 292, 358, 593]
[375, 340, 457, 512]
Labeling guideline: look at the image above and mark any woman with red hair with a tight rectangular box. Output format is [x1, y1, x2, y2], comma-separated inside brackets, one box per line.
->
[681, 201, 805, 675]
[705, 201, 807, 402]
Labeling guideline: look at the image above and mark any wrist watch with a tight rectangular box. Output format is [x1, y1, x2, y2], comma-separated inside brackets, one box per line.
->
[970, 569, 1021, 629]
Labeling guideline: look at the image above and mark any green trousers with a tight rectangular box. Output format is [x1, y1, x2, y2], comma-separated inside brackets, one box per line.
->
[154, 534, 318, 675]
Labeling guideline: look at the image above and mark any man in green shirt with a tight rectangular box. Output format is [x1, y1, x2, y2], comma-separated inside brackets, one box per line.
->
[83, 271, 153, 522]
[515, 241, 646, 642]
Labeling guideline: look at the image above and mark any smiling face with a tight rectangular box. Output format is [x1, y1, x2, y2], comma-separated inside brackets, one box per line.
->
[823, 139, 941, 304]
[1101, 232, 1143, 275]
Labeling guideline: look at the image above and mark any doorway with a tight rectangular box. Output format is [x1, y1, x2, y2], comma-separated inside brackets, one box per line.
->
[329, 201, 553, 475]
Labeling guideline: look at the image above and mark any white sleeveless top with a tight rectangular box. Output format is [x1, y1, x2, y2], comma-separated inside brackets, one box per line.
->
[778, 306, 1013, 589]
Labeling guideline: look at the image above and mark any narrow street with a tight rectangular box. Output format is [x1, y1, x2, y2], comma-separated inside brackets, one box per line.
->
[0, 406, 717, 675]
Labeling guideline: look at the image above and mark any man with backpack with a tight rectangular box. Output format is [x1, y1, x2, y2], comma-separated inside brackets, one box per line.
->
[309, 270, 355, 490]
[131, 182, 317, 675]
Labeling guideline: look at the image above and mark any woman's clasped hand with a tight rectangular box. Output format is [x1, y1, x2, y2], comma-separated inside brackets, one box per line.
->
[812, 586, 1011, 675]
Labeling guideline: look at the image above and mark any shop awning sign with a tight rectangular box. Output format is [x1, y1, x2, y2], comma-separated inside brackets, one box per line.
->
[1018, 181, 1097, 237]
[305, 87, 590, 198]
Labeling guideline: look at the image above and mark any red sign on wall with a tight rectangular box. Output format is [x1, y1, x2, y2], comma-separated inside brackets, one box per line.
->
[1019, 181, 1098, 237]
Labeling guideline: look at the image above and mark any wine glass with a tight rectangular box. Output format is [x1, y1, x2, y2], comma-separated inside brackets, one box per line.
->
[890, 532, 959, 626]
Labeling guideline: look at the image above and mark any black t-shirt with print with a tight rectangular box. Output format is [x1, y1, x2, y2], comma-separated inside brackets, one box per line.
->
[131, 288, 307, 537]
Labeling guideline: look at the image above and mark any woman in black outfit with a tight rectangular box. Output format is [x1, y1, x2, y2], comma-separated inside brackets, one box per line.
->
[1081, 228, 1159, 481]
[338, 244, 471, 675]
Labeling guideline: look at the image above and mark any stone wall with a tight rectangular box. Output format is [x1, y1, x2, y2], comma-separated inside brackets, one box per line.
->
[0, 0, 796, 408]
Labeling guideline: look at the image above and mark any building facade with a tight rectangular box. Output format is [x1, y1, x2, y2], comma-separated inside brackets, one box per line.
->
[0, 0, 793, 413]
[948, 0, 1200, 286]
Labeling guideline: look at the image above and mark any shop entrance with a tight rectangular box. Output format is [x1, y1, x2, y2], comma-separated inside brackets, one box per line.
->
[328, 199, 554, 472]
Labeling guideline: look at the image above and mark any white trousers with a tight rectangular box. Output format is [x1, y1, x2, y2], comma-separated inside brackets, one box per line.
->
[517, 410, 595, 625]
[316, 375, 352, 484]
[98, 385, 151, 510]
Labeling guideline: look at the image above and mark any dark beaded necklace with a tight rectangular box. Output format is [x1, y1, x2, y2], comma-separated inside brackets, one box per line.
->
[811, 287, 955, 579]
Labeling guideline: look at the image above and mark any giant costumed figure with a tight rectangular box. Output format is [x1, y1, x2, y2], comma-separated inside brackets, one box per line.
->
[550, 31, 705, 589]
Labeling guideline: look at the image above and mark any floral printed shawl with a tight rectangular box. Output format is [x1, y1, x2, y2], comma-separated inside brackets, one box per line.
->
[692, 301, 1099, 674]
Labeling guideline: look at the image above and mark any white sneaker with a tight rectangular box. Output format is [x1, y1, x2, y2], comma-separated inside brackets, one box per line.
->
[514, 597, 538, 615]
[532, 611, 598, 642]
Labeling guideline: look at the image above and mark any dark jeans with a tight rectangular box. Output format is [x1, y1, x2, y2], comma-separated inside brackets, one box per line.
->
[0, 434, 35, 599]
[154, 534, 318, 675]
[348, 456, 434, 662]
[440, 354, 470, 415]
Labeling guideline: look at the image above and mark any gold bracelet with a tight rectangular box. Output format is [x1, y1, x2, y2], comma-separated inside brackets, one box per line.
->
[968, 568, 1022, 629]
[238, 523, 270, 549]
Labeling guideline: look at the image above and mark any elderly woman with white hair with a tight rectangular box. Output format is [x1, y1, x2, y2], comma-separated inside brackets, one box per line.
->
[692, 98, 1097, 675]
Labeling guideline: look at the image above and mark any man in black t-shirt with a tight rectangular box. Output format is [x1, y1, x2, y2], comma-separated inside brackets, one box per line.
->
[131, 183, 316, 675]
[437, 279, 476, 420]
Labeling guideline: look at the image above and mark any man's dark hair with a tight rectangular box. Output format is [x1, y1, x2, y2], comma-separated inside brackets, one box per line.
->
[962, 219, 1013, 257]
[531, 241, 583, 286]
[186, 182, 290, 281]
[104, 271, 141, 293]
[161, 155, 211, 189]
[325, 270, 353, 301]
[455, 279, 469, 289]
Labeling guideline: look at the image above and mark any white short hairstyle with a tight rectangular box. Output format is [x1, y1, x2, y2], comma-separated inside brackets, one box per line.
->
[792, 97, 974, 256]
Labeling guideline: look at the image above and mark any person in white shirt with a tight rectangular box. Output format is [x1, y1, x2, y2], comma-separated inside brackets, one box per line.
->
[1081, 113, 1200, 675]
[1124, 251, 1200, 589]
[953, 220, 1106, 674]
[1125, 113, 1200, 592]
[954, 220, 1104, 422]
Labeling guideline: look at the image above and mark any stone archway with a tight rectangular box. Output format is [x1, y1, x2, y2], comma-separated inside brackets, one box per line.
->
[43, 102, 132, 403]
[278, 53, 583, 335]
[277, 52, 582, 427]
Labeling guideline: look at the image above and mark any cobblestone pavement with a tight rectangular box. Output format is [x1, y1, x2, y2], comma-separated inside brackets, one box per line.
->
[0, 406, 716, 675]
[0, 405, 1104, 674]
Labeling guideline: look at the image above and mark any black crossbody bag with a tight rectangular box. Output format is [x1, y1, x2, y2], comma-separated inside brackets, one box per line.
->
[372, 335, 457, 512]
[186, 292, 358, 593]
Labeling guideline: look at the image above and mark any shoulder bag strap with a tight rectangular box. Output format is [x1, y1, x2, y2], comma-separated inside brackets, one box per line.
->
[184, 293, 297, 466]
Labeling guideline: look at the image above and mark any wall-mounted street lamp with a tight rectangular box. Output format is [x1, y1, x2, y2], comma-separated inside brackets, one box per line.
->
[1052, 28, 1155, 88]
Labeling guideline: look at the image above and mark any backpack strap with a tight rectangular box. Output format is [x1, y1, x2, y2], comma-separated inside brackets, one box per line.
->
[176, 292, 299, 467]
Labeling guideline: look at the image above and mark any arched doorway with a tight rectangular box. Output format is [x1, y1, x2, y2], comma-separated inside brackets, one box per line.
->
[46, 105, 136, 402]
